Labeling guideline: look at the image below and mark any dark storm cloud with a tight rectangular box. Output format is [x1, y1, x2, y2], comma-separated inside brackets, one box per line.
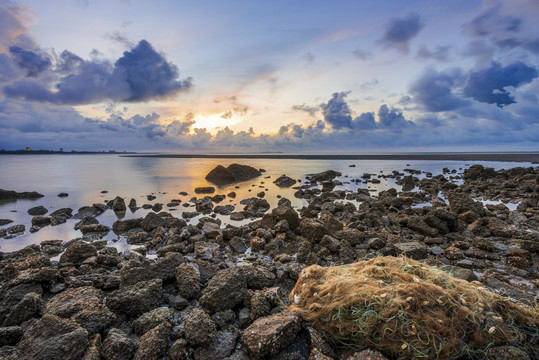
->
[351, 112, 376, 130]
[9, 46, 51, 77]
[377, 104, 415, 128]
[3, 40, 192, 104]
[463, 62, 538, 107]
[409, 68, 470, 112]
[416, 45, 452, 62]
[320, 92, 352, 129]
[464, 5, 521, 37]
[379, 13, 424, 54]
[291, 103, 318, 117]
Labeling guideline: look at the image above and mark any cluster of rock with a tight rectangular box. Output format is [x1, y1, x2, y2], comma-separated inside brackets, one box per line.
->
[0, 164, 537, 359]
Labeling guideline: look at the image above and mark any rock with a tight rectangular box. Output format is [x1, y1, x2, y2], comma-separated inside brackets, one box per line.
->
[112, 218, 143, 233]
[28, 205, 48, 216]
[241, 312, 301, 358]
[184, 308, 216, 346]
[486, 345, 530, 360]
[230, 212, 245, 221]
[200, 268, 247, 313]
[0, 218, 13, 226]
[195, 186, 215, 194]
[132, 307, 173, 336]
[112, 196, 126, 211]
[31, 216, 51, 227]
[194, 329, 238, 360]
[45, 286, 104, 318]
[345, 349, 390, 360]
[463, 164, 497, 181]
[406, 217, 439, 237]
[106, 279, 162, 318]
[214, 204, 235, 215]
[196, 197, 213, 213]
[393, 241, 428, 260]
[71, 306, 117, 336]
[447, 191, 485, 216]
[141, 212, 166, 231]
[0, 326, 23, 346]
[300, 219, 327, 243]
[15, 314, 89, 360]
[59, 241, 97, 265]
[368, 237, 386, 250]
[335, 228, 365, 246]
[175, 263, 201, 300]
[240, 265, 276, 289]
[167, 338, 189, 360]
[79, 224, 110, 234]
[134, 323, 171, 360]
[308, 170, 342, 183]
[272, 203, 300, 230]
[83, 334, 101, 360]
[102, 328, 135, 360]
[273, 175, 297, 187]
[205, 163, 261, 185]
[3, 292, 43, 326]
[0, 189, 44, 200]
[401, 175, 415, 191]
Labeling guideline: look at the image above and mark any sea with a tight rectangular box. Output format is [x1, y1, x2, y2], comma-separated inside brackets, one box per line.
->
[0, 154, 534, 254]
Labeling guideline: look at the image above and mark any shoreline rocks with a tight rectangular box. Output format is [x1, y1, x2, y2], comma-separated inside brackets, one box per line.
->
[205, 164, 261, 185]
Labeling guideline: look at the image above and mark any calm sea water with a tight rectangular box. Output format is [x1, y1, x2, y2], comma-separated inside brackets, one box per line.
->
[0, 154, 532, 253]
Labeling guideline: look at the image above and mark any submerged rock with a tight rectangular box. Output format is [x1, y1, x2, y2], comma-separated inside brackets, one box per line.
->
[205, 164, 261, 185]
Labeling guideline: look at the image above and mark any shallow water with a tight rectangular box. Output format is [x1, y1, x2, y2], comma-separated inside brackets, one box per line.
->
[0, 154, 533, 252]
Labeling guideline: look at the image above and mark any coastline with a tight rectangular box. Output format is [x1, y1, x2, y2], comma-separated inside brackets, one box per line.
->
[122, 153, 539, 163]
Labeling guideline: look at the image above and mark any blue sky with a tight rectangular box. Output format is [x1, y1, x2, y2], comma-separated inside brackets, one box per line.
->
[0, 0, 538, 152]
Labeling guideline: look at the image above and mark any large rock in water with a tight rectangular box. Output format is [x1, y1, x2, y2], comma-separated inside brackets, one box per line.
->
[205, 164, 261, 185]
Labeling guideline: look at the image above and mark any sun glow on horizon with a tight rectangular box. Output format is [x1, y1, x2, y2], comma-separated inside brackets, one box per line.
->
[190, 112, 241, 134]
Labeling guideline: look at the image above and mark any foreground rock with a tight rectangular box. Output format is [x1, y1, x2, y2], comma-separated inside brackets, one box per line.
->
[205, 163, 261, 185]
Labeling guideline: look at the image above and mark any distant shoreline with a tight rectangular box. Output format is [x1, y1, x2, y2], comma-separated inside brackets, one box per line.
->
[122, 153, 539, 163]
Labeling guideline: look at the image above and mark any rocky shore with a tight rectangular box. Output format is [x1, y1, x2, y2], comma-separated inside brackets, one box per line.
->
[0, 164, 538, 359]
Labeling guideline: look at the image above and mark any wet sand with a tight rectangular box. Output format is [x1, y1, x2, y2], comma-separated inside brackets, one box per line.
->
[123, 153, 539, 163]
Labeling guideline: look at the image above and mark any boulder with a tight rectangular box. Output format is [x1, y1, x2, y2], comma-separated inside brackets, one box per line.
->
[205, 164, 261, 185]
[0, 189, 44, 200]
[132, 307, 173, 336]
[393, 242, 428, 260]
[71, 306, 116, 336]
[106, 279, 162, 317]
[0, 326, 23, 347]
[3, 292, 43, 326]
[194, 330, 238, 360]
[112, 196, 126, 211]
[195, 186, 215, 194]
[45, 286, 104, 318]
[28, 205, 48, 216]
[273, 175, 297, 187]
[134, 323, 171, 360]
[184, 308, 216, 346]
[200, 268, 247, 313]
[241, 312, 301, 358]
[15, 314, 89, 360]
[102, 328, 135, 360]
[175, 263, 201, 300]
[272, 203, 300, 230]
[307, 170, 342, 183]
[141, 212, 166, 232]
[59, 241, 97, 265]
[112, 218, 143, 233]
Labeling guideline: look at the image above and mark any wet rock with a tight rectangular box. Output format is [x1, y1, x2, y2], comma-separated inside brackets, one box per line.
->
[3, 292, 43, 326]
[59, 241, 97, 265]
[300, 218, 327, 243]
[151, 203, 163, 212]
[0, 218, 13, 226]
[240, 265, 276, 289]
[407, 217, 439, 237]
[0, 189, 44, 200]
[242, 197, 270, 215]
[230, 212, 245, 221]
[79, 224, 110, 234]
[196, 197, 213, 213]
[83, 334, 101, 360]
[30, 215, 51, 227]
[368, 237, 386, 250]
[195, 186, 215, 194]
[112, 196, 126, 211]
[272, 202, 300, 230]
[214, 204, 235, 215]
[206, 164, 261, 185]
[15, 314, 89, 360]
[393, 241, 428, 260]
[200, 268, 247, 313]
[447, 191, 485, 216]
[102, 328, 135, 360]
[308, 170, 342, 183]
[335, 228, 365, 246]
[401, 175, 415, 191]
[28, 205, 48, 216]
[184, 308, 216, 346]
[273, 175, 297, 187]
[134, 323, 171, 360]
[132, 307, 173, 336]
[241, 312, 301, 358]
[229, 236, 247, 253]
[175, 263, 201, 300]
[71, 305, 116, 336]
[167, 338, 189, 360]
[141, 212, 166, 231]
[0, 326, 23, 346]
[106, 279, 162, 318]
[463, 164, 497, 181]
[45, 286, 104, 318]
[194, 329, 238, 360]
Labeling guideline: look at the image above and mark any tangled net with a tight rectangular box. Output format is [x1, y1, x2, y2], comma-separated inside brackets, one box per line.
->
[287, 256, 538, 359]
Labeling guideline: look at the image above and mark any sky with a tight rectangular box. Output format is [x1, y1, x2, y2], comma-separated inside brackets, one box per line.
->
[0, 0, 538, 153]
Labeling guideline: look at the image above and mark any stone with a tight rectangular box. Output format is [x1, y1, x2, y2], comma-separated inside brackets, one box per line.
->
[273, 175, 297, 187]
[132, 307, 173, 336]
[59, 241, 97, 265]
[102, 328, 135, 360]
[194, 330, 238, 360]
[241, 312, 301, 358]
[205, 164, 261, 185]
[71, 305, 116, 335]
[83, 334, 101, 360]
[368, 237, 386, 250]
[184, 308, 216, 346]
[0, 326, 23, 346]
[335, 228, 365, 246]
[196, 197, 213, 213]
[308, 170, 342, 183]
[175, 263, 201, 300]
[3, 292, 43, 326]
[0, 189, 43, 200]
[300, 219, 327, 243]
[112, 218, 143, 233]
[112, 196, 126, 211]
[200, 268, 247, 313]
[195, 186, 215, 194]
[134, 323, 171, 360]
[15, 314, 89, 360]
[45, 286, 104, 318]
[141, 212, 166, 231]
[240, 265, 276, 289]
[486, 345, 530, 360]
[28, 205, 48, 216]
[214, 204, 235, 215]
[272, 203, 300, 230]
[167, 338, 189, 360]
[393, 242, 428, 260]
[230, 212, 245, 221]
[106, 279, 162, 318]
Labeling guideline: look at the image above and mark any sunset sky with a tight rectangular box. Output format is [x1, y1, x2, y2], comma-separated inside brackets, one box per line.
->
[1, 0, 538, 152]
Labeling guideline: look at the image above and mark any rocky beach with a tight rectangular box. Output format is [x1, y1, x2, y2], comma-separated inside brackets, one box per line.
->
[0, 162, 538, 360]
